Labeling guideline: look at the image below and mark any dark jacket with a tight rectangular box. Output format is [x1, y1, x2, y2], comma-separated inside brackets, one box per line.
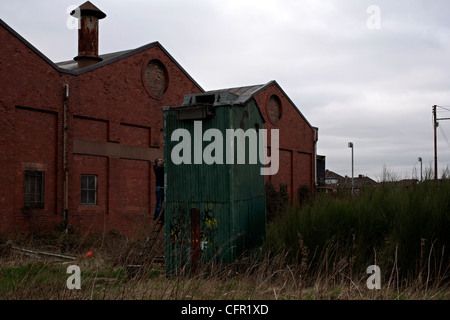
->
[153, 165, 164, 188]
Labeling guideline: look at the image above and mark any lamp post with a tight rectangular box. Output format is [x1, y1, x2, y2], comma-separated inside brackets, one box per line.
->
[433, 105, 438, 187]
[348, 142, 354, 195]
[418, 157, 423, 182]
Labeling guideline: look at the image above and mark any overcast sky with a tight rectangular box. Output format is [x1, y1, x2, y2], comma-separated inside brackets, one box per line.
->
[2, 0, 450, 180]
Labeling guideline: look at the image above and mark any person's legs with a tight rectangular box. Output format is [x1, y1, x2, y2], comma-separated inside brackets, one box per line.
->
[153, 187, 163, 220]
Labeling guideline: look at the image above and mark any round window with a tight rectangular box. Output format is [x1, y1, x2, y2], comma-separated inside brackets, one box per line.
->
[144, 59, 168, 97]
[267, 95, 282, 124]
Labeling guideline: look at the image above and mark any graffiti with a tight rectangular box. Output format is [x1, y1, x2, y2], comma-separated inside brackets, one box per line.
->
[169, 205, 188, 244]
[169, 225, 181, 244]
[200, 209, 219, 253]
[168, 206, 219, 261]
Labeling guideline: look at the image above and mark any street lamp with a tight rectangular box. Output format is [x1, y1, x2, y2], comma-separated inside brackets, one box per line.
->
[348, 142, 354, 195]
[418, 157, 423, 182]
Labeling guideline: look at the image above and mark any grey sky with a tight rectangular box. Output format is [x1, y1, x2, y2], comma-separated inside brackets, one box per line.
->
[2, 0, 450, 180]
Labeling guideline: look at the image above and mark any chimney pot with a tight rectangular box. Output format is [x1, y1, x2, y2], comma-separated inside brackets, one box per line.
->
[71, 1, 106, 69]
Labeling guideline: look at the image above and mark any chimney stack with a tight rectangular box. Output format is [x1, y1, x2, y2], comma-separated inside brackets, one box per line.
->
[71, 1, 106, 69]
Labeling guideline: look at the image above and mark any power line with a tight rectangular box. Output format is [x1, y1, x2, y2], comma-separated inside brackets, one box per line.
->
[436, 106, 450, 117]
[435, 106, 450, 120]
[439, 125, 450, 150]
[436, 105, 450, 112]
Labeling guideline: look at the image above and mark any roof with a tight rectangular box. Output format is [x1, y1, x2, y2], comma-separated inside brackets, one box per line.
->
[325, 170, 344, 180]
[381, 179, 418, 188]
[206, 83, 269, 105]
[56, 42, 204, 92]
[206, 81, 316, 129]
[339, 175, 378, 189]
[325, 170, 378, 189]
[56, 50, 132, 71]
[0, 19, 204, 92]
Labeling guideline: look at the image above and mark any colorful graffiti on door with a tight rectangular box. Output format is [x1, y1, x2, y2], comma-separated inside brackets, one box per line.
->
[168, 206, 219, 261]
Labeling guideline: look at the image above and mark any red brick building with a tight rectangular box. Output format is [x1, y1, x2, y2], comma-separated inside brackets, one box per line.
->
[0, 2, 318, 237]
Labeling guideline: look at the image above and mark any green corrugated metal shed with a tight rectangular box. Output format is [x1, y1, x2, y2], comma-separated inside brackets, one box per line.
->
[163, 91, 266, 275]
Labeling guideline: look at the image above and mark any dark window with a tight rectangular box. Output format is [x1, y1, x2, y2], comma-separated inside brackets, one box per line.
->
[24, 170, 44, 209]
[195, 94, 215, 105]
[81, 174, 97, 206]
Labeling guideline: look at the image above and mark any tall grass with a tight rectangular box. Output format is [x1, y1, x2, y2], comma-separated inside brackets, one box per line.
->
[264, 179, 450, 287]
[1, 180, 449, 300]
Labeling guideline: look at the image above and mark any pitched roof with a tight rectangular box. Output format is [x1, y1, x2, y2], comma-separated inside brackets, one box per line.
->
[56, 42, 204, 92]
[339, 175, 378, 189]
[56, 49, 133, 71]
[206, 83, 270, 105]
[325, 170, 344, 180]
[325, 170, 378, 189]
[0, 19, 203, 92]
[206, 81, 316, 129]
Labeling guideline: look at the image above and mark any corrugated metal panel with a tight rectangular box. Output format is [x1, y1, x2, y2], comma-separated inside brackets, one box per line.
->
[163, 96, 266, 275]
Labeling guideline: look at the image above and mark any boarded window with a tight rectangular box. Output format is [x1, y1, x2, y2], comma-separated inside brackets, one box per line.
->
[24, 170, 44, 209]
[144, 59, 168, 97]
[81, 174, 97, 206]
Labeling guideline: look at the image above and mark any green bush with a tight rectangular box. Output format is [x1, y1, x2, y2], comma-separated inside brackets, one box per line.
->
[264, 180, 450, 283]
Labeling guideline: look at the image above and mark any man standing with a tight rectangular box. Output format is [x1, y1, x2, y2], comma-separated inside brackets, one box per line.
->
[153, 158, 164, 221]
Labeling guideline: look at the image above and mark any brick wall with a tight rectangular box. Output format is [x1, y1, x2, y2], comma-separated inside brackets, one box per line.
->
[0, 21, 202, 237]
[254, 83, 317, 200]
[65, 45, 202, 236]
[0, 23, 64, 234]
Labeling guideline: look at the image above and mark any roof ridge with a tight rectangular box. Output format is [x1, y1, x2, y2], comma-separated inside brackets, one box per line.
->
[0, 19, 203, 91]
[208, 83, 266, 92]
[55, 49, 134, 66]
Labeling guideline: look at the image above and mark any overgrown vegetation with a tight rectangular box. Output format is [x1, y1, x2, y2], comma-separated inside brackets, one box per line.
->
[1, 179, 449, 300]
[265, 179, 450, 290]
[265, 182, 289, 224]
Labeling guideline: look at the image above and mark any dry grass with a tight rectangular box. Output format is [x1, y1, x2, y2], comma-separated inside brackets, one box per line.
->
[0, 238, 449, 300]
[2, 179, 450, 300]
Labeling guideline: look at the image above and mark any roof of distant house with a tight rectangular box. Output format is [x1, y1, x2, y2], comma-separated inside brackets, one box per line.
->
[325, 170, 344, 181]
[325, 170, 378, 189]
[380, 179, 418, 188]
[339, 175, 378, 189]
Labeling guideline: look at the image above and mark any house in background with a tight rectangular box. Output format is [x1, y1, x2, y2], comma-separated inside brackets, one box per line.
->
[380, 179, 418, 189]
[340, 174, 378, 193]
[325, 170, 344, 193]
[325, 170, 377, 194]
